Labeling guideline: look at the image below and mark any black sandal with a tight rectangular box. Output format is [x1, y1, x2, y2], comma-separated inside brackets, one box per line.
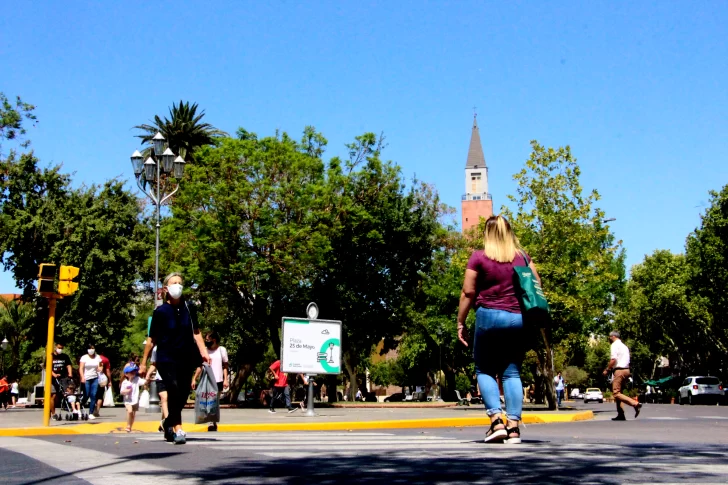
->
[484, 417, 507, 443]
[505, 425, 521, 444]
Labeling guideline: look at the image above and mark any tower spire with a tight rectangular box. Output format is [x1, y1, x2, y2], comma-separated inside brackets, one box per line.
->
[465, 113, 486, 169]
[461, 112, 493, 232]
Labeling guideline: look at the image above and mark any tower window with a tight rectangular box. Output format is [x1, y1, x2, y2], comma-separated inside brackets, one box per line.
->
[471, 172, 481, 193]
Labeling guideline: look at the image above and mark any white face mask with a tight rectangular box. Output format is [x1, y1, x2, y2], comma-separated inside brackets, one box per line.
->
[56, 348, 63, 355]
[87, 349, 95, 355]
[167, 283, 183, 299]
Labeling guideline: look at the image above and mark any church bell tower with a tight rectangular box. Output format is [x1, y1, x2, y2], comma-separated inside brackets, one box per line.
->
[461, 114, 493, 232]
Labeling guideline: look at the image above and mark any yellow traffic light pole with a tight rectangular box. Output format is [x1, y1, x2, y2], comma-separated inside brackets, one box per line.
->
[38, 263, 79, 426]
[42, 295, 58, 427]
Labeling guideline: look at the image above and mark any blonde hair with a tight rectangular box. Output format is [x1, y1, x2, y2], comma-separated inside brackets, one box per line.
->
[163, 272, 183, 286]
[483, 215, 522, 263]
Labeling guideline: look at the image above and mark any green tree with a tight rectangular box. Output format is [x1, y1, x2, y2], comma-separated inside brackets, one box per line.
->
[0, 297, 36, 378]
[134, 101, 227, 161]
[502, 141, 625, 408]
[0, 153, 150, 365]
[614, 250, 712, 379]
[685, 184, 728, 377]
[562, 365, 588, 388]
[0, 92, 37, 153]
[311, 133, 446, 401]
[161, 129, 333, 401]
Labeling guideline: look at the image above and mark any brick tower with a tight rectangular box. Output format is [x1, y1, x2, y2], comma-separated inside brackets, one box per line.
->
[461, 114, 493, 232]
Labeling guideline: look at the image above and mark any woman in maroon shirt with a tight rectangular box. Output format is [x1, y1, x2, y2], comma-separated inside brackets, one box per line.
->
[457, 215, 542, 444]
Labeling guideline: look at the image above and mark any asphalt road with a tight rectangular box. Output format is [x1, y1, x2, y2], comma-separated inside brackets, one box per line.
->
[2, 401, 727, 484]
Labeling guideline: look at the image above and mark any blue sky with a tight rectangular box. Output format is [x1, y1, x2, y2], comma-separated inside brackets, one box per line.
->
[2, 1, 727, 292]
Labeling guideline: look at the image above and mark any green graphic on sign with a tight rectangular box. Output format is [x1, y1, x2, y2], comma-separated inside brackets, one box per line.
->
[318, 338, 341, 373]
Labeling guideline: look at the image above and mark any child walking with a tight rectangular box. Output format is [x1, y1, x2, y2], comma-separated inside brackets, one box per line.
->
[120, 363, 147, 432]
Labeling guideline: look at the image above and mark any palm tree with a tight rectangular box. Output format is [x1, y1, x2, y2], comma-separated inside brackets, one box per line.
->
[134, 101, 228, 161]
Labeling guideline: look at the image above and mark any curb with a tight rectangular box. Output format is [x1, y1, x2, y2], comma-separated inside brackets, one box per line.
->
[0, 411, 593, 436]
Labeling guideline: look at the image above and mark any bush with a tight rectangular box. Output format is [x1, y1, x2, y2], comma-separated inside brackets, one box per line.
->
[455, 373, 471, 396]
[369, 359, 405, 388]
[603, 391, 613, 399]
[563, 366, 588, 388]
[19, 373, 40, 394]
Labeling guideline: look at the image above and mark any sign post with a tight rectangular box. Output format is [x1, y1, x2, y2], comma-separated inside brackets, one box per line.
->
[281, 303, 342, 417]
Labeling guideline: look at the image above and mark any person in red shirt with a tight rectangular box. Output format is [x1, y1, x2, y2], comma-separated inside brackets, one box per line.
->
[268, 360, 295, 413]
[0, 376, 9, 410]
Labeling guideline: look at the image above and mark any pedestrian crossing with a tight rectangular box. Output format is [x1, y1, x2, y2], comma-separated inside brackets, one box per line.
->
[135, 431, 494, 458]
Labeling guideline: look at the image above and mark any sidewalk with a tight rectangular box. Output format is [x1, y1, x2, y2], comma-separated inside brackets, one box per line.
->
[0, 404, 593, 436]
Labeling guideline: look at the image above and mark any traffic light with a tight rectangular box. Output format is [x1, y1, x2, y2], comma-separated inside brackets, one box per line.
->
[58, 265, 80, 296]
[37, 264, 56, 293]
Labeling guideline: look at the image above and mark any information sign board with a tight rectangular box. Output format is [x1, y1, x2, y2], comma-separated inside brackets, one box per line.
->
[281, 317, 342, 375]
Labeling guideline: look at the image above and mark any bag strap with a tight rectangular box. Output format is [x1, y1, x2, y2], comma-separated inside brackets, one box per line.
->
[518, 250, 530, 266]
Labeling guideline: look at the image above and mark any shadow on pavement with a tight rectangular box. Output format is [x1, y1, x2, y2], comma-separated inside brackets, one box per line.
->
[126, 442, 727, 484]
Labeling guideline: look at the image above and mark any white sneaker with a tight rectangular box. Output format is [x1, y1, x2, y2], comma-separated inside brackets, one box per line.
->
[88, 414, 96, 420]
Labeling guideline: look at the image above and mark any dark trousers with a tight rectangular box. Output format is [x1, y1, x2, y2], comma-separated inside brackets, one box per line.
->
[270, 385, 291, 410]
[156, 362, 196, 429]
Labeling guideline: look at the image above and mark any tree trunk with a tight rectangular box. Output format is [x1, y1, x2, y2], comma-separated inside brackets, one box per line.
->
[539, 327, 557, 410]
[343, 351, 358, 402]
[326, 374, 338, 402]
[228, 363, 252, 404]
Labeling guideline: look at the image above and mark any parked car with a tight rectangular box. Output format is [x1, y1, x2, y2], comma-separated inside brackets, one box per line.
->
[678, 376, 724, 405]
[384, 392, 405, 402]
[570, 388, 584, 400]
[583, 388, 604, 403]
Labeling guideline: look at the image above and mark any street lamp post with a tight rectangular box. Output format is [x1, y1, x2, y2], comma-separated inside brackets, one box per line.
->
[130, 132, 185, 414]
[1, 337, 7, 376]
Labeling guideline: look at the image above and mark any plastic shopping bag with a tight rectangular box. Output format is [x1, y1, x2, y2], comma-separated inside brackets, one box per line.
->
[195, 363, 220, 424]
[102, 386, 115, 407]
[139, 389, 150, 408]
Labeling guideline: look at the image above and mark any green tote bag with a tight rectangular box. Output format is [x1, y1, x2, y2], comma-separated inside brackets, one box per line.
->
[513, 252, 550, 325]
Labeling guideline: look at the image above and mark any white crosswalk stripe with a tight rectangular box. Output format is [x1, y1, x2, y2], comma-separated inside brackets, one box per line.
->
[136, 431, 484, 457]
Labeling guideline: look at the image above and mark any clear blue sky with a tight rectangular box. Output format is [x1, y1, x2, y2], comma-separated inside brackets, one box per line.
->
[2, 1, 727, 292]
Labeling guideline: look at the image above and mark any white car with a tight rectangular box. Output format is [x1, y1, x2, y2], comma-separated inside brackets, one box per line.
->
[678, 376, 724, 405]
[583, 388, 604, 403]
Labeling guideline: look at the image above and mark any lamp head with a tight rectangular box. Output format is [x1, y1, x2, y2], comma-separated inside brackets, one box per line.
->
[173, 156, 186, 178]
[143, 157, 156, 182]
[130, 150, 144, 176]
[152, 132, 165, 156]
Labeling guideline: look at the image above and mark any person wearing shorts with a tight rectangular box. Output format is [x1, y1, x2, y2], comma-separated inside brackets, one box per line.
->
[48, 343, 73, 420]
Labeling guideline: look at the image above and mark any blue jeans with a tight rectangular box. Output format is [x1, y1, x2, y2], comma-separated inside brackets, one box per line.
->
[84, 378, 99, 415]
[473, 307, 524, 421]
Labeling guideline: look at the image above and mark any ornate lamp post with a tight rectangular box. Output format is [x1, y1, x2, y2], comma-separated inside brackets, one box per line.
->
[130, 132, 186, 413]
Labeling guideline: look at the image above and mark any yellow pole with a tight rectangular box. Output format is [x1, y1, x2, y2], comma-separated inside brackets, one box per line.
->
[42, 296, 57, 427]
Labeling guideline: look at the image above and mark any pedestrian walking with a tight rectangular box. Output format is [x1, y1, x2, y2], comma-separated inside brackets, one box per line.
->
[0, 375, 9, 410]
[298, 374, 317, 410]
[79, 344, 102, 420]
[268, 359, 294, 413]
[120, 363, 147, 432]
[94, 351, 112, 417]
[603, 330, 642, 421]
[457, 215, 543, 444]
[48, 343, 73, 420]
[140, 272, 210, 445]
[10, 378, 19, 407]
[192, 331, 229, 431]
[148, 346, 169, 432]
[554, 372, 565, 407]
